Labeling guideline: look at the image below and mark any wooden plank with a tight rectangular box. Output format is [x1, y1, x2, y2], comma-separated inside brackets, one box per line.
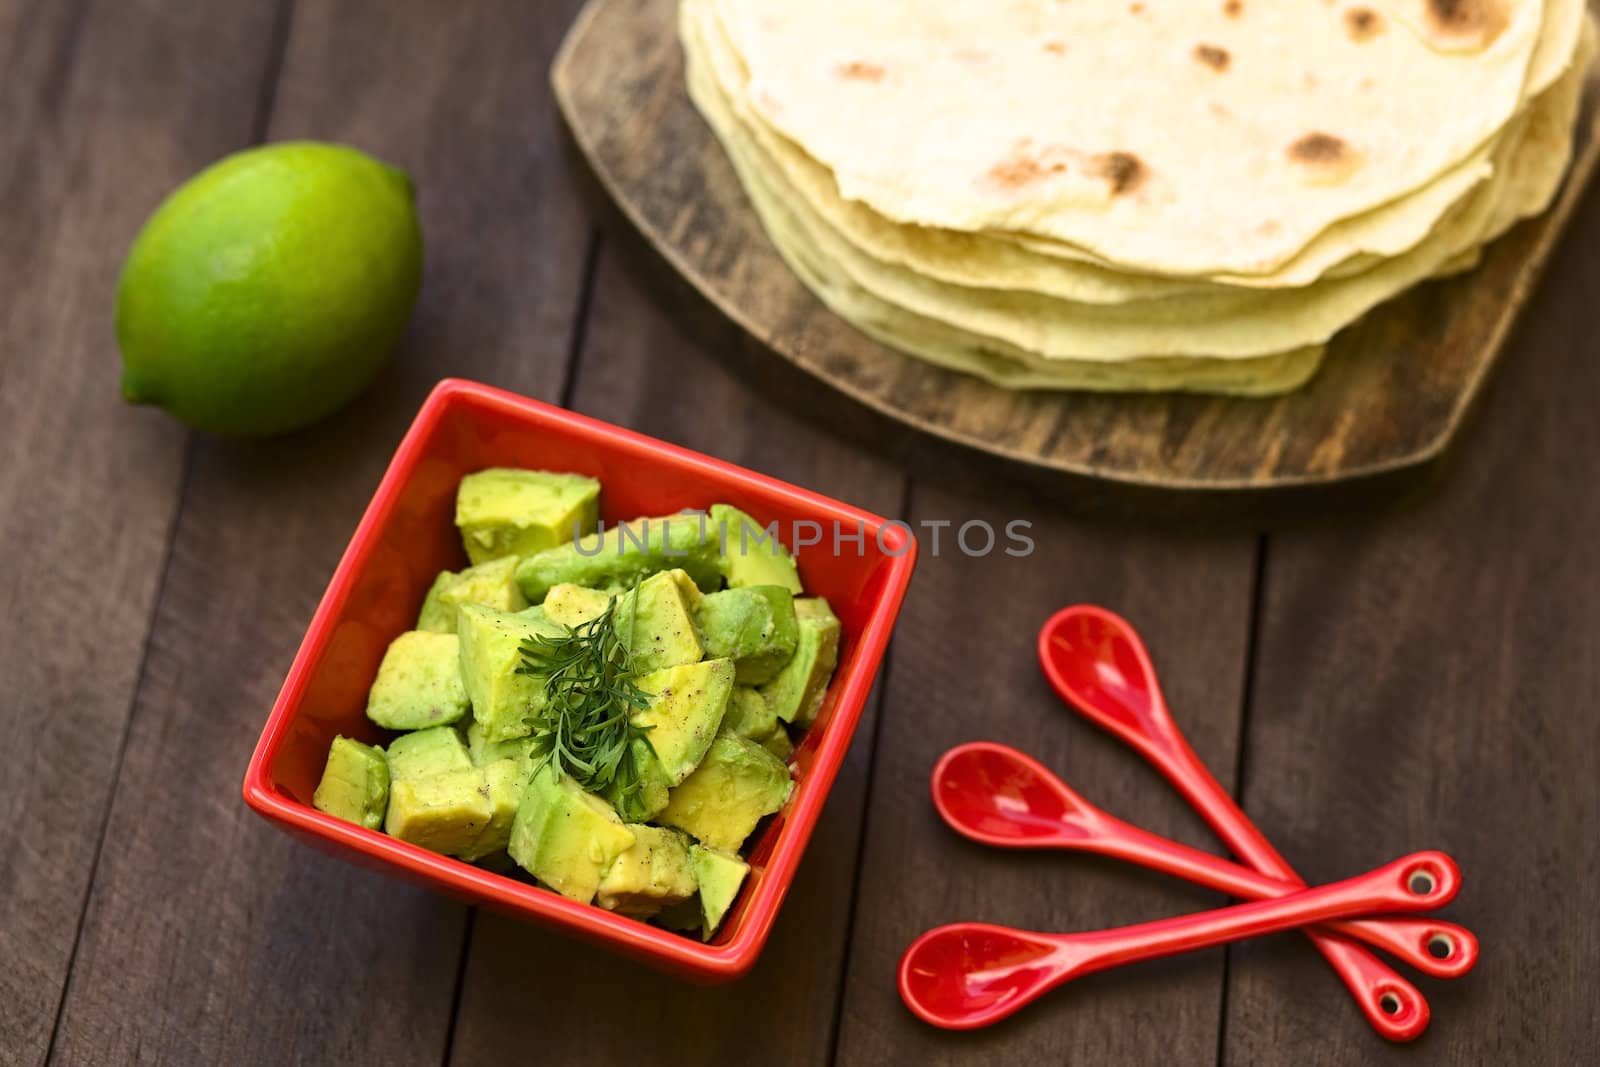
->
[833, 500, 1257, 1064]
[46, 2, 594, 1063]
[446, 248, 908, 1066]
[0, 3, 285, 1064]
[1225, 195, 1600, 1063]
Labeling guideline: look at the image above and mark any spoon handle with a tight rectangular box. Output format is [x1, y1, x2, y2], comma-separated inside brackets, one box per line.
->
[1074, 795, 1478, 978]
[1055, 850, 1460, 979]
[1040, 605, 1435, 1040]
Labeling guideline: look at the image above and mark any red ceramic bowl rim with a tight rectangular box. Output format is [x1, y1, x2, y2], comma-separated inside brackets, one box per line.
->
[242, 378, 916, 980]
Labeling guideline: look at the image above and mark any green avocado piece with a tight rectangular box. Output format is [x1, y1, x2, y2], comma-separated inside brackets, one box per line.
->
[544, 570, 705, 674]
[385, 725, 473, 781]
[603, 738, 674, 823]
[691, 845, 751, 940]
[633, 659, 735, 784]
[762, 726, 793, 763]
[458, 758, 524, 862]
[596, 824, 698, 918]
[312, 736, 390, 830]
[365, 631, 470, 730]
[721, 686, 779, 742]
[385, 766, 493, 856]
[418, 556, 529, 633]
[455, 468, 600, 565]
[658, 734, 793, 851]
[416, 572, 456, 633]
[508, 767, 636, 903]
[542, 583, 613, 629]
[515, 513, 722, 603]
[759, 598, 841, 727]
[710, 504, 802, 595]
[466, 719, 533, 771]
[457, 604, 564, 743]
[695, 587, 799, 684]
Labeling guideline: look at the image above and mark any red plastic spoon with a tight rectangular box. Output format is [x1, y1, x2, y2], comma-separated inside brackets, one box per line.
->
[1039, 604, 1437, 1041]
[932, 742, 1478, 979]
[900, 850, 1459, 1030]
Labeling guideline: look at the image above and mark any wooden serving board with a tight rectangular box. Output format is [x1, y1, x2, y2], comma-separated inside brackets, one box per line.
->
[553, 0, 1600, 512]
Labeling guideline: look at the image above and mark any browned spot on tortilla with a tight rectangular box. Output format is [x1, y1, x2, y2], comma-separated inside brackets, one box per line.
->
[1043, 39, 1067, 56]
[1193, 43, 1230, 71]
[1129, 2, 1145, 14]
[1224, 0, 1243, 16]
[954, 47, 991, 65]
[835, 60, 886, 82]
[1344, 7, 1384, 40]
[1288, 132, 1351, 165]
[1256, 219, 1283, 237]
[986, 147, 1056, 191]
[1094, 152, 1146, 195]
[1209, 100, 1234, 120]
[1424, 0, 1508, 48]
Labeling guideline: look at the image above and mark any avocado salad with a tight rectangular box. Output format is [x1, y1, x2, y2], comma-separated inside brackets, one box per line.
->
[311, 467, 841, 939]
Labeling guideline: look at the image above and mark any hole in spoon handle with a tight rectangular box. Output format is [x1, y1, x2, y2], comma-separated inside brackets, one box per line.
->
[1333, 917, 1479, 980]
[1359, 975, 1430, 1042]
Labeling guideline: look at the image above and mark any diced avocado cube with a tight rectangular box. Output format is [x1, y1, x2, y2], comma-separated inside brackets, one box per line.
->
[762, 726, 793, 763]
[385, 725, 473, 781]
[695, 587, 798, 684]
[365, 631, 470, 731]
[456, 468, 600, 565]
[508, 767, 636, 904]
[658, 734, 793, 851]
[596, 825, 698, 918]
[710, 504, 802, 595]
[417, 557, 529, 634]
[385, 767, 493, 856]
[515, 513, 721, 603]
[312, 736, 390, 830]
[620, 570, 705, 672]
[459, 758, 524, 862]
[632, 659, 735, 784]
[542, 583, 613, 628]
[758, 598, 840, 727]
[457, 604, 564, 743]
[544, 571, 705, 673]
[466, 718, 533, 771]
[603, 738, 674, 823]
[721, 687, 779, 742]
[417, 572, 457, 633]
[691, 845, 751, 940]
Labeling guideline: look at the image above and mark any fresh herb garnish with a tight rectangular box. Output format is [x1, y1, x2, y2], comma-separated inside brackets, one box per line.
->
[516, 584, 652, 794]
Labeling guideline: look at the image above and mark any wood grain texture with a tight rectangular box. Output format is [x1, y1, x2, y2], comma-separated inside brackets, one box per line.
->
[833, 487, 1257, 1064]
[552, 0, 1600, 508]
[46, 1, 593, 1063]
[0, 3, 284, 1064]
[446, 246, 908, 1067]
[1221, 177, 1600, 1065]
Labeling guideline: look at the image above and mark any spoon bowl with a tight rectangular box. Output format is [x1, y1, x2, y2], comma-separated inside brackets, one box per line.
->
[932, 742, 1100, 846]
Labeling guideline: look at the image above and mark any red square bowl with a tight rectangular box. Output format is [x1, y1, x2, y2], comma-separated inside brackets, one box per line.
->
[243, 378, 916, 981]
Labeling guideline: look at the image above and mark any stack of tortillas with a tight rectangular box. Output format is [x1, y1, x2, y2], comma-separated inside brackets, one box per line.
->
[679, 0, 1595, 394]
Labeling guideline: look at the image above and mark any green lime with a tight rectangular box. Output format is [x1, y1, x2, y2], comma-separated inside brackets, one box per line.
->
[115, 141, 423, 437]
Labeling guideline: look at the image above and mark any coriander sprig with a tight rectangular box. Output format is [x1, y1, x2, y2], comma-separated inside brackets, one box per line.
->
[516, 583, 652, 794]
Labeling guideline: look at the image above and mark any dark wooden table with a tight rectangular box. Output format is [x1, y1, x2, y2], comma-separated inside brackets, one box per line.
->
[4, 3, 1596, 1064]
